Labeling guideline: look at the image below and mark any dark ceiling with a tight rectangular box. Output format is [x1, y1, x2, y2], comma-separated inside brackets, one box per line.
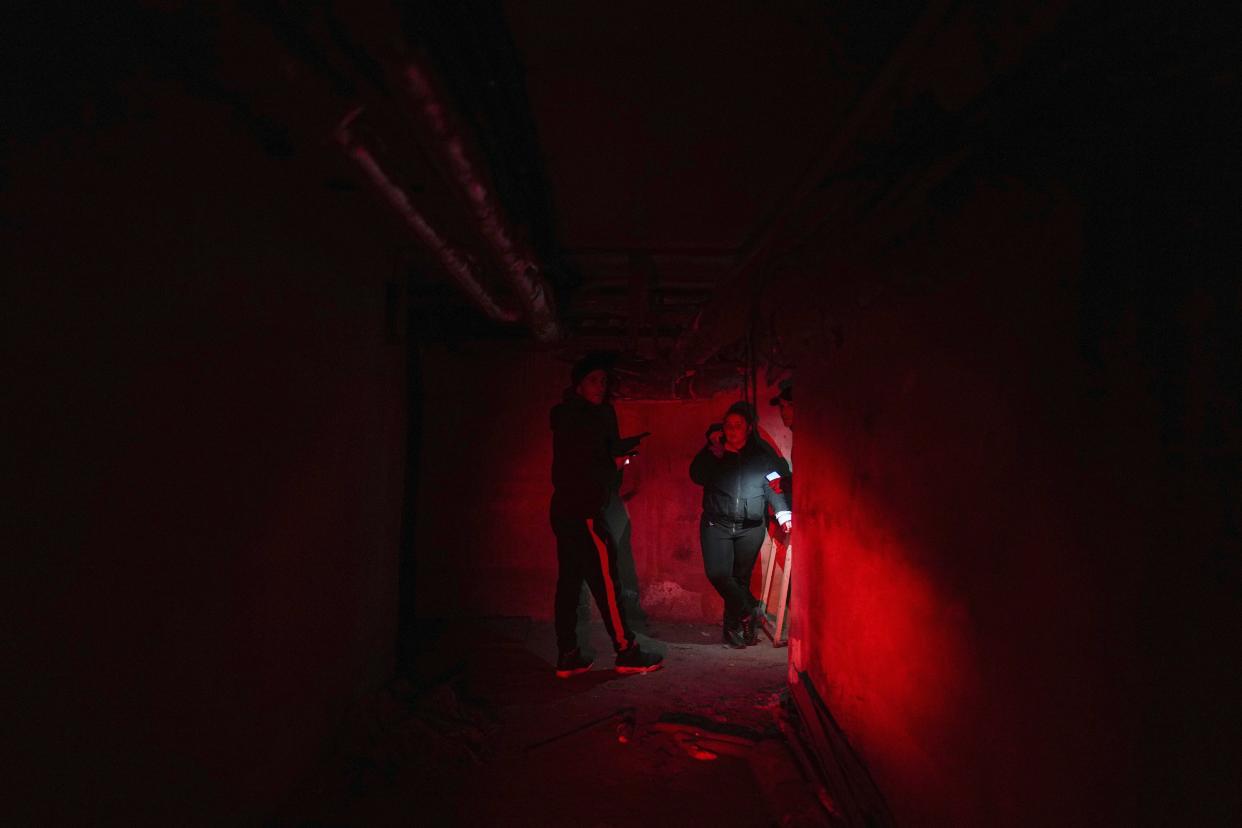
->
[9, 1, 1233, 387]
[500, 1, 920, 360]
[10, 1, 924, 360]
[395, 0, 921, 356]
[506, 1, 899, 254]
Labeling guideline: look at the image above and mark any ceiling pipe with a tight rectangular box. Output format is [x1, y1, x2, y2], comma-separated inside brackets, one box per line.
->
[401, 61, 561, 343]
[334, 107, 520, 324]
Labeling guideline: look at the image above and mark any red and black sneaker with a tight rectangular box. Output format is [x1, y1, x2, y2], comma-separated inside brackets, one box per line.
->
[615, 644, 664, 674]
[555, 648, 594, 678]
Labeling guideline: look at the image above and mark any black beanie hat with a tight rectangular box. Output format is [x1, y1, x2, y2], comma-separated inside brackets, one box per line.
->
[571, 351, 616, 385]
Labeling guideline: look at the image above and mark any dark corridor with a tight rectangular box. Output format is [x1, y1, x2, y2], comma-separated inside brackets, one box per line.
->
[6, 3, 1240, 826]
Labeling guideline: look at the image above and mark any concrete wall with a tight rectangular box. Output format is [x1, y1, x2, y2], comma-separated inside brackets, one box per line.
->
[785, 176, 1240, 825]
[6, 89, 406, 824]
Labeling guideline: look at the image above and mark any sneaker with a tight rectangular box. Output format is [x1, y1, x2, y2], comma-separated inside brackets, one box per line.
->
[615, 644, 664, 674]
[555, 648, 594, 678]
[722, 626, 746, 649]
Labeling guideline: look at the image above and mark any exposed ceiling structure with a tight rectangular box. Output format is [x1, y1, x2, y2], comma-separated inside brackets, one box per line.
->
[412, 0, 926, 369]
[45, 1, 1115, 396]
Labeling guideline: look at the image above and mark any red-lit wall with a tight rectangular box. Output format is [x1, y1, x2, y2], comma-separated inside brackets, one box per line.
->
[786, 180, 1239, 825]
[6, 94, 406, 824]
[789, 186, 1087, 824]
[415, 343, 771, 624]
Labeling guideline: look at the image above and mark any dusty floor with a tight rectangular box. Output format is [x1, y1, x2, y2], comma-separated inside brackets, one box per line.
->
[290, 618, 832, 827]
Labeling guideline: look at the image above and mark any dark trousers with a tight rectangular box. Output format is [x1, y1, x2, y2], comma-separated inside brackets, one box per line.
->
[553, 511, 635, 654]
[700, 514, 766, 629]
[575, 492, 647, 640]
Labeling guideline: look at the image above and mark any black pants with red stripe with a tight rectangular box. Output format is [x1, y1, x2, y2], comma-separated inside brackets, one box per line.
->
[552, 504, 636, 655]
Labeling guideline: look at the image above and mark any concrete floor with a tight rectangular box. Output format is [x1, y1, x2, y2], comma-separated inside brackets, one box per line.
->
[290, 618, 831, 827]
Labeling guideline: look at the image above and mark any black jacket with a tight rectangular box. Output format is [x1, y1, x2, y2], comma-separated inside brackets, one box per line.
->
[690, 437, 790, 524]
[763, 439, 793, 509]
[550, 390, 636, 520]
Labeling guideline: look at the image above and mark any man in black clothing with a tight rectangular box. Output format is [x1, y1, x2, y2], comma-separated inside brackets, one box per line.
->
[549, 354, 663, 677]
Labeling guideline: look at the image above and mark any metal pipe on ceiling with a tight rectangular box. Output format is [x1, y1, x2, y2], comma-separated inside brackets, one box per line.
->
[335, 107, 520, 324]
[401, 62, 561, 343]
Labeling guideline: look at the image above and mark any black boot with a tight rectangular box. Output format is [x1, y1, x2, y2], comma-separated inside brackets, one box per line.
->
[722, 623, 746, 649]
[743, 603, 765, 646]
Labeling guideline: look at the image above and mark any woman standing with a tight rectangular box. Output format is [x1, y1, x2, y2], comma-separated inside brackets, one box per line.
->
[690, 402, 792, 648]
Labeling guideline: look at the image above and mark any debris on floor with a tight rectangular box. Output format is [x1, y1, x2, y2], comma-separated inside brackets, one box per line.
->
[285, 619, 837, 827]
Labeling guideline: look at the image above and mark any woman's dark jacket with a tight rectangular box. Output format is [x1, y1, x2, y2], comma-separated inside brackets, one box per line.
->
[689, 438, 790, 525]
[550, 390, 639, 520]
